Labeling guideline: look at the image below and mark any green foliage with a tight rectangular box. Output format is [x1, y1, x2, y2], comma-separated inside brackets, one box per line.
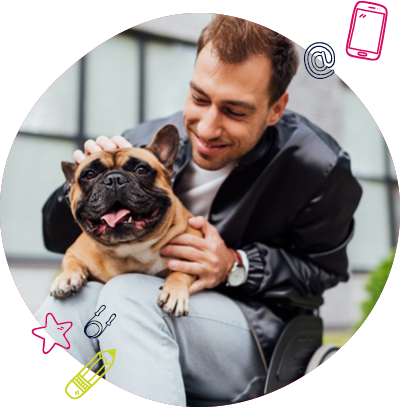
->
[323, 330, 353, 347]
[353, 249, 395, 332]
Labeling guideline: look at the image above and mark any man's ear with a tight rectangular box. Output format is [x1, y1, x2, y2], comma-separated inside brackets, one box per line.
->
[147, 124, 180, 174]
[266, 92, 289, 127]
[61, 161, 78, 191]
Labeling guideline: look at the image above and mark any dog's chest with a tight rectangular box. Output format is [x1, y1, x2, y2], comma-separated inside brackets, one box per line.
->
[113, 239, 169, 275]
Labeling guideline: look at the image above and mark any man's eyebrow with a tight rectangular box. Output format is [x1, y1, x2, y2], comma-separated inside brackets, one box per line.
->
[190, 81, 209, 98]
[226, 100, 256, 111]
[189, 81, 257, 111]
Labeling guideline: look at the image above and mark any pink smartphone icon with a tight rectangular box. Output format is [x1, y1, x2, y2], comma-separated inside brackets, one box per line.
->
[346, 1, 388, 61]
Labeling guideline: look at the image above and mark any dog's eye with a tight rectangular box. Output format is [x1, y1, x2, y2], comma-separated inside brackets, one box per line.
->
[135, 166, 148, 175]
[83, 170, 96, 180]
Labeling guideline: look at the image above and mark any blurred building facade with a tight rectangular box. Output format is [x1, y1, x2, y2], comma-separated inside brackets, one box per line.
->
[0, 14, 398, 329]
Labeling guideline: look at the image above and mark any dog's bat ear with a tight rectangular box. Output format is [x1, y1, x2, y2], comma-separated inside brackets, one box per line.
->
[61, 161, 78, 191]
[148, 124, 180, 174]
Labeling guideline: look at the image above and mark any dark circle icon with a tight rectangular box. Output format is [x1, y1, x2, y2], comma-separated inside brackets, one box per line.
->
[85, 320, 103, 338]
[304, 42, 335, 79]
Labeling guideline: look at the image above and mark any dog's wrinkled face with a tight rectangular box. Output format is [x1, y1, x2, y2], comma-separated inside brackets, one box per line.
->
[72, 152, 171, 244]
[62, 125, 180, 245]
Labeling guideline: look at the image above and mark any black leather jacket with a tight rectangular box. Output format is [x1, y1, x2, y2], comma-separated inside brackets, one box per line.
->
[42, 110, 362, 367]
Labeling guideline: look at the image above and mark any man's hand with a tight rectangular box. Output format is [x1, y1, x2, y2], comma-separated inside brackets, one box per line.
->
[160, 216, 235, 295]
[73, 135, 133, 163]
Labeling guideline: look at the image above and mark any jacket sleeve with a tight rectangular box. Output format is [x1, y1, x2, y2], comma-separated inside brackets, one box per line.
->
[238, 151, 362, 299]
[42, 184, 82, 253]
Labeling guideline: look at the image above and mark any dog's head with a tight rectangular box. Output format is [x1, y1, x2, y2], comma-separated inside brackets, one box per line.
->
[62, 124, 180, 245]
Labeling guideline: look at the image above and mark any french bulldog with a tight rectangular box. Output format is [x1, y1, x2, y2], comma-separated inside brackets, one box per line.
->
[50, 124, 200, 317]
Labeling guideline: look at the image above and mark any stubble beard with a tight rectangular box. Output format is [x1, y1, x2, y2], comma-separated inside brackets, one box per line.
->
[192, 148, 239, 171]
[190, 120, 269, 171]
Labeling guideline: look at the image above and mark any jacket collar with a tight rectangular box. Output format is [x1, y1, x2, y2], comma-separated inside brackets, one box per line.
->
[237, 126, 273, 167]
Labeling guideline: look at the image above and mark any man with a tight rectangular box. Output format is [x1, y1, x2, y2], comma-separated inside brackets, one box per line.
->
[37, 15, 362, 405]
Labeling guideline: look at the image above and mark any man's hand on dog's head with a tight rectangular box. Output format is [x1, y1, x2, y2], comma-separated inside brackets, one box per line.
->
[160, 216, 236, 295]
[73, 135, 133, 163]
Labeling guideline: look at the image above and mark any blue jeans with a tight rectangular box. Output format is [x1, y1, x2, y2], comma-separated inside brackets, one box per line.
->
[35, 274, 266, 405]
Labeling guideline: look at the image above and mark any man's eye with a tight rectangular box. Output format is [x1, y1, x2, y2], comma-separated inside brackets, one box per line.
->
[135, 166, 148, 175]
[83, 170, 96, 180]
[227, 110, 246, 118]
[192, 94, 207, 103]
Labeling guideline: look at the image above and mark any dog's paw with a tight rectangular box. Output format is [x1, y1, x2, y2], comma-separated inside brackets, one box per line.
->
[50, 272, 87, 298]
[157, 283, 189, 317]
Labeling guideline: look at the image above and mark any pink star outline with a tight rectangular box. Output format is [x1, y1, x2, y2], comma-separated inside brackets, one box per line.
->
[32, 313, 73, 354]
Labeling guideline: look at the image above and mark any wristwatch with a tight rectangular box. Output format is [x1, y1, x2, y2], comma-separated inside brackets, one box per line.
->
[226, 249, 247, 287]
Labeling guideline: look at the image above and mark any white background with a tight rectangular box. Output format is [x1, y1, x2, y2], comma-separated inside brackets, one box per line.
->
[1, 0, 399, 405]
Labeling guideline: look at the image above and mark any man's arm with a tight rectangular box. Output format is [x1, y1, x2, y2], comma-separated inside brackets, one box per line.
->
[236, 151, 362, 299]
[162, 151, 362, 298]
[238, 237, 350, 299]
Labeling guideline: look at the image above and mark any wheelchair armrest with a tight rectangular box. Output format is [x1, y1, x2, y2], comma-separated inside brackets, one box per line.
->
[264, 287, 324, 310]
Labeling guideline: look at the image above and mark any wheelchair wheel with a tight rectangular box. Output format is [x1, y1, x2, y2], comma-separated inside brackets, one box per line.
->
[305, 343, 340, 374]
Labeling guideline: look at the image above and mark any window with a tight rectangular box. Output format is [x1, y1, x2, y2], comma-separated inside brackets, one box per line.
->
[340, 84, 398, 272]
[0, 30, 197, 261]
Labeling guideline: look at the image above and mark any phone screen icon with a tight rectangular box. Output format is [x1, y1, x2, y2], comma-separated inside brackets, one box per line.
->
[346, 2, 388, 61]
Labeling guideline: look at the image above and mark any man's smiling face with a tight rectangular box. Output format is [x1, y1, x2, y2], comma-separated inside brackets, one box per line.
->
[183, 42, 288, 170]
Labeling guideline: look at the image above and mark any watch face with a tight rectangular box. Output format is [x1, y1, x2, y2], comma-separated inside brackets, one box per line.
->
[228, 265, 246, 286]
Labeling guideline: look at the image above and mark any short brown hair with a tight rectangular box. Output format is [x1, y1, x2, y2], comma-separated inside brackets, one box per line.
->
[197, 15, 299, 106]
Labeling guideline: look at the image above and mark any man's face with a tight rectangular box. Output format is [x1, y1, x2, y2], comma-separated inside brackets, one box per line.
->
[183, 42, 283, 170]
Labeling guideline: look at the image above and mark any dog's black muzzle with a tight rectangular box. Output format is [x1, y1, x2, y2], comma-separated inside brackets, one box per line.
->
[102, 171, 129, 190]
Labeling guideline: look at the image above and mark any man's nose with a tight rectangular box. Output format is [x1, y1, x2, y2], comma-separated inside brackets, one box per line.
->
[102, 171, 129, 188]
[197, 106, 222, 140]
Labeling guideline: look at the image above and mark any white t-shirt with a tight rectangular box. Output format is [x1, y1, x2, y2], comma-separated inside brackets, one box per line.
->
[175, 159, 237, 219]
[175, 159, 249, 279]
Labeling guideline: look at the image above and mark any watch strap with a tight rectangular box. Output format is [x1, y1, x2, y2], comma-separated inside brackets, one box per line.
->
[229, 248, 244, 267]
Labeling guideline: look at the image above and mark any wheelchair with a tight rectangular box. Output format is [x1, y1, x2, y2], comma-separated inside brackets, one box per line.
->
[187, 287, 340, 406]
[264, 287, 340, 394]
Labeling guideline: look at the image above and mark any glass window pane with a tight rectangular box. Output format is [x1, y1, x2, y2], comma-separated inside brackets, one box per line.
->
[347, 180, 392, 271]
[133, 14, 214, 43]
[286, 46, 342, 142]
[387, 148, 397, 180]
[145, 41, 196, 121]
[392, 184, 400, 236]
[0, 135, 76, 260]
[20, 64, 79, 137]
[85, 35, 140, 138]
[340, 86, 386, 178]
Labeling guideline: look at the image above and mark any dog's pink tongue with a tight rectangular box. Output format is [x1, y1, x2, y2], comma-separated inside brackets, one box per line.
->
[101, 209, 130, 227]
